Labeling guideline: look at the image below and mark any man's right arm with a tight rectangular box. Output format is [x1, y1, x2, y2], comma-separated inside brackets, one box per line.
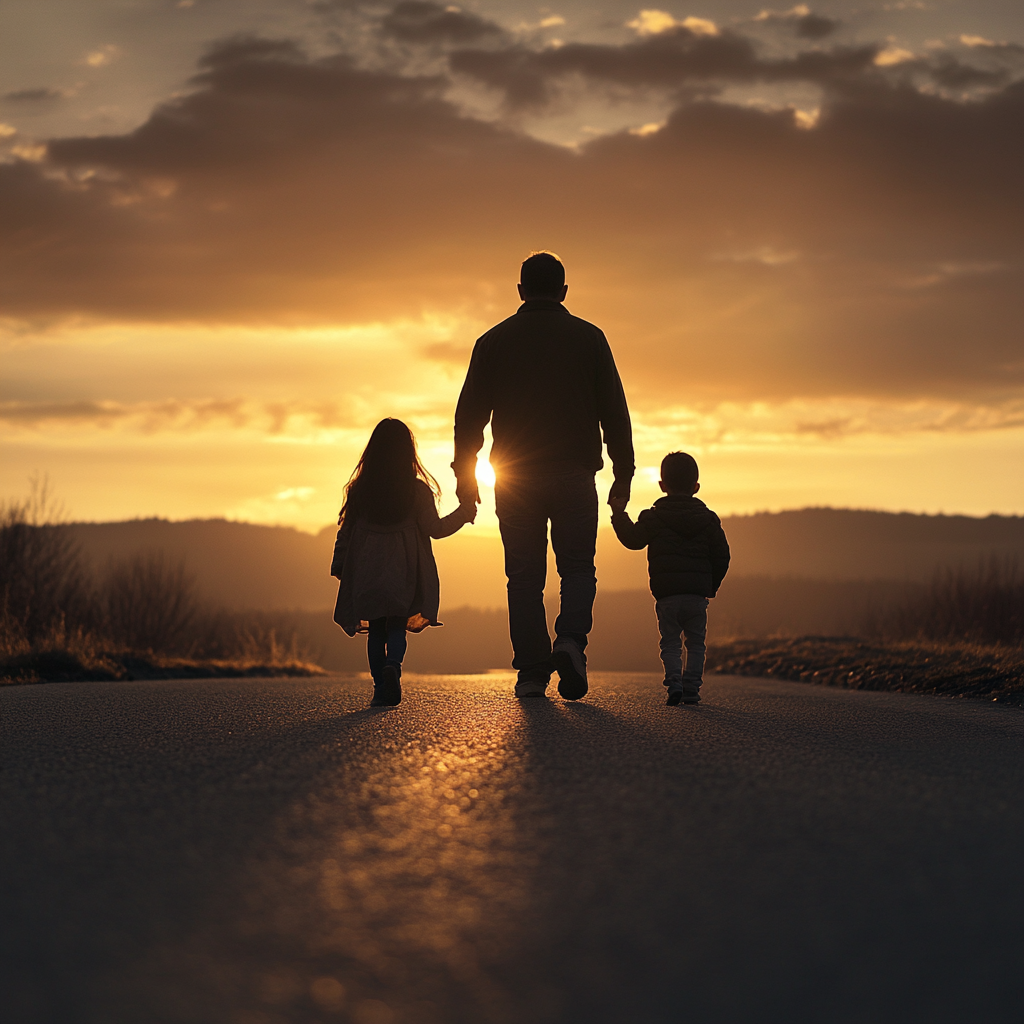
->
[452, 336, 492, 504]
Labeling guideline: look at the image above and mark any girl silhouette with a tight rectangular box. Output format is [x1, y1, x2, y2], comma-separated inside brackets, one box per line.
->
[331, 418, 476, 706]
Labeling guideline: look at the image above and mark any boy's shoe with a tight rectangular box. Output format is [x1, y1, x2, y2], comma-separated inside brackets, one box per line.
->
[666, 690, 683, 706]
[552, 639, 588, 701]
[681, 683, 701, 705]
[514, 678, 548, 699]
[374, 664, 402, 706]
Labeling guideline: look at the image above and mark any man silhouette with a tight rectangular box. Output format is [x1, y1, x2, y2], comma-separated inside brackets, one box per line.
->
[453, 252, 634, 699]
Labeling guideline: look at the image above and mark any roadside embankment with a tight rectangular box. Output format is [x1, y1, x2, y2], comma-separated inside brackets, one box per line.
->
[708, 637, 1024, 705]
[0, 646, 324, 685]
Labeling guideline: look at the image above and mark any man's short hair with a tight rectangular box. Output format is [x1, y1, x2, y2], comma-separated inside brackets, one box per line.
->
[661, 451, 699, 492]
[520, 251, 565, 298]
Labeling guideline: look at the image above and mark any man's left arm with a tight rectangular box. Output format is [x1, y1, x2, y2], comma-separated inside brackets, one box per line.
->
[595, 332, 635, 502]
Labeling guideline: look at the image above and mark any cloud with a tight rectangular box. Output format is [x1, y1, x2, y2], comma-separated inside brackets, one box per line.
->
[83, 44, 121, 68]
[2, 87, 67, 103]
[379, 2, 505, 45]
[448, 28, 882, 108]
[0, 12, 1021, 409]
[752, 6, 840, 40]
[874, 46, 915, 66]
[627, 11, 719, 38]
[0, 398, 364, 435]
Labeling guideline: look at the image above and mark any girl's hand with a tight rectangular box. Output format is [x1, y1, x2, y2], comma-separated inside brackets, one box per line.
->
[460, 500, 478, 524]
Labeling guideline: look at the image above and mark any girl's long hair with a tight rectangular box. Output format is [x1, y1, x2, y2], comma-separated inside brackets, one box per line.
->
[339, 418, 440, 526]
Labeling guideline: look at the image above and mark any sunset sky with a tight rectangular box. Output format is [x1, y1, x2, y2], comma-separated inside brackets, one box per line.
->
[2, 0, 1022, 533]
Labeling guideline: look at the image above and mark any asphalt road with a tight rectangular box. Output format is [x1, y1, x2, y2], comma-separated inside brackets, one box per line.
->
[1, 673, 1021, 1024]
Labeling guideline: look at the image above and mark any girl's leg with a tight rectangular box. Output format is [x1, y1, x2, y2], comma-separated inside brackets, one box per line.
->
[384, 616, 408, 672]
[366, 618, 387, 681]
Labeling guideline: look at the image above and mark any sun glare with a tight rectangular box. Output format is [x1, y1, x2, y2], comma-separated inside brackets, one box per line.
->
[476, 457, 496, 488]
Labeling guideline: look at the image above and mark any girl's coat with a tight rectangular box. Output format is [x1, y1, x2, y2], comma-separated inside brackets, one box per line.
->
[332, 480, 471, 636]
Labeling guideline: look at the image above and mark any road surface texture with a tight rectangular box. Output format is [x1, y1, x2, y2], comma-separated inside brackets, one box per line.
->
[2, 672, 1021, 1024]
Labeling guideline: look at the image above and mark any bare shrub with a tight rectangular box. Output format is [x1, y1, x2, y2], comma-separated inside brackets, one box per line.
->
[100, 551, 199, 654]
[874, 557, 1023, 646]
[0, 478, 93, 647]
[191, 609, 311, 662]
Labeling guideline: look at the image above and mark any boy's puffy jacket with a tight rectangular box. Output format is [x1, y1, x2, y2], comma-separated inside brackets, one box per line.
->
[611, 495, 730, 599]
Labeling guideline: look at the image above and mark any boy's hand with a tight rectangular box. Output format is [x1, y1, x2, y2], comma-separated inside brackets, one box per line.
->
[608, 496, 627, 514]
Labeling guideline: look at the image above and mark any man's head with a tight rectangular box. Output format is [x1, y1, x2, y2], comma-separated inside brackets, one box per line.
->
[518, 251, 567, 302]
[660, 451, 700, 496]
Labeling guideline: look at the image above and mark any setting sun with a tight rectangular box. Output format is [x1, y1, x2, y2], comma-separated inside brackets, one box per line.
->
[475, 456, 496, 489]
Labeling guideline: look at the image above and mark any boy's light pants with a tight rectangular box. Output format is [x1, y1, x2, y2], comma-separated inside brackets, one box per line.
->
[655, 594, 709, 691]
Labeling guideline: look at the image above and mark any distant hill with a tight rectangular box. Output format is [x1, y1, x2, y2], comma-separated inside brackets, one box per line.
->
[68, 508, 1024, 613]
[69, 518, 338, 611]
[721, 508, 1024, 581]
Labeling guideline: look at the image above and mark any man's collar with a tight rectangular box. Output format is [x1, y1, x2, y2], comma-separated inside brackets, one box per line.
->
[517, 298, 568, 313]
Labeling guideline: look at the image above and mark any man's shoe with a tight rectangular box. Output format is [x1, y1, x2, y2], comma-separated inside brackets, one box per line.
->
[666, 690, 683, 706]
[552, 639, 588, 701]
[377, 664, 402, 706]
[515, 678, 548, 699]
[681, 684, 701, 705]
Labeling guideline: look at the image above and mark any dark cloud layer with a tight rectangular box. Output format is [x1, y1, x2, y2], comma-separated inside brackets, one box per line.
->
[379, 1, 505, 45]
[3, 87, 66, 103]
[449, 33, 879, 107]
[1, 9, 1021, 407]
[795, 14, 840, 40]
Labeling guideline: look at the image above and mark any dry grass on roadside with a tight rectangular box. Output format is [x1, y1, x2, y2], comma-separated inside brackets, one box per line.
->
[707, 636, 1024, 705]
[0, 625, 324, 686]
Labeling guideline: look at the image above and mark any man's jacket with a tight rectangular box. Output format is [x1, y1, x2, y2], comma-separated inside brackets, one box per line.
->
[453, 299, 634, 494]
[611, 495, 731, 599]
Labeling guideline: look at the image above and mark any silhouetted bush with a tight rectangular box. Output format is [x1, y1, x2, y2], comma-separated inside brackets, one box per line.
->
[0, 481, 93, 648]
[1, 483, 314, 672]
[100, 550, 200, 654]
[870, 557, 1023, 645]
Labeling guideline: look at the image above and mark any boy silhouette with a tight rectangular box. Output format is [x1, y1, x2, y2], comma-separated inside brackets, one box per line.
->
[609, 452, 730, 705]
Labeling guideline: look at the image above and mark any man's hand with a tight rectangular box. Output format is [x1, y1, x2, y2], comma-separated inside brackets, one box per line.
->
[460, 500, 478, 524]
[455, 477, 480, 507]
[608, 477, 631, 505]
[608, 496, 628, 514]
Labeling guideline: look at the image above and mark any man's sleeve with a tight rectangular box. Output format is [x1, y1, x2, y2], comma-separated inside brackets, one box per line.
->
[709, 522, 731, 595]
[610, 510, 650, 550]
[595, 331, 635, 499]
[452, 336, 492, 497]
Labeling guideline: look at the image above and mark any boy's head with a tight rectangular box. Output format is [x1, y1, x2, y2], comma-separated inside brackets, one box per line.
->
[660, 451, 700, 495]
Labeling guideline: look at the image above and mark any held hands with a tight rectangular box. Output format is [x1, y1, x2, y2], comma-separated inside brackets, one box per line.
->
[459, 500, 478, 524]
[608, 478, 630, 510]
[456, 478, 480, 507]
